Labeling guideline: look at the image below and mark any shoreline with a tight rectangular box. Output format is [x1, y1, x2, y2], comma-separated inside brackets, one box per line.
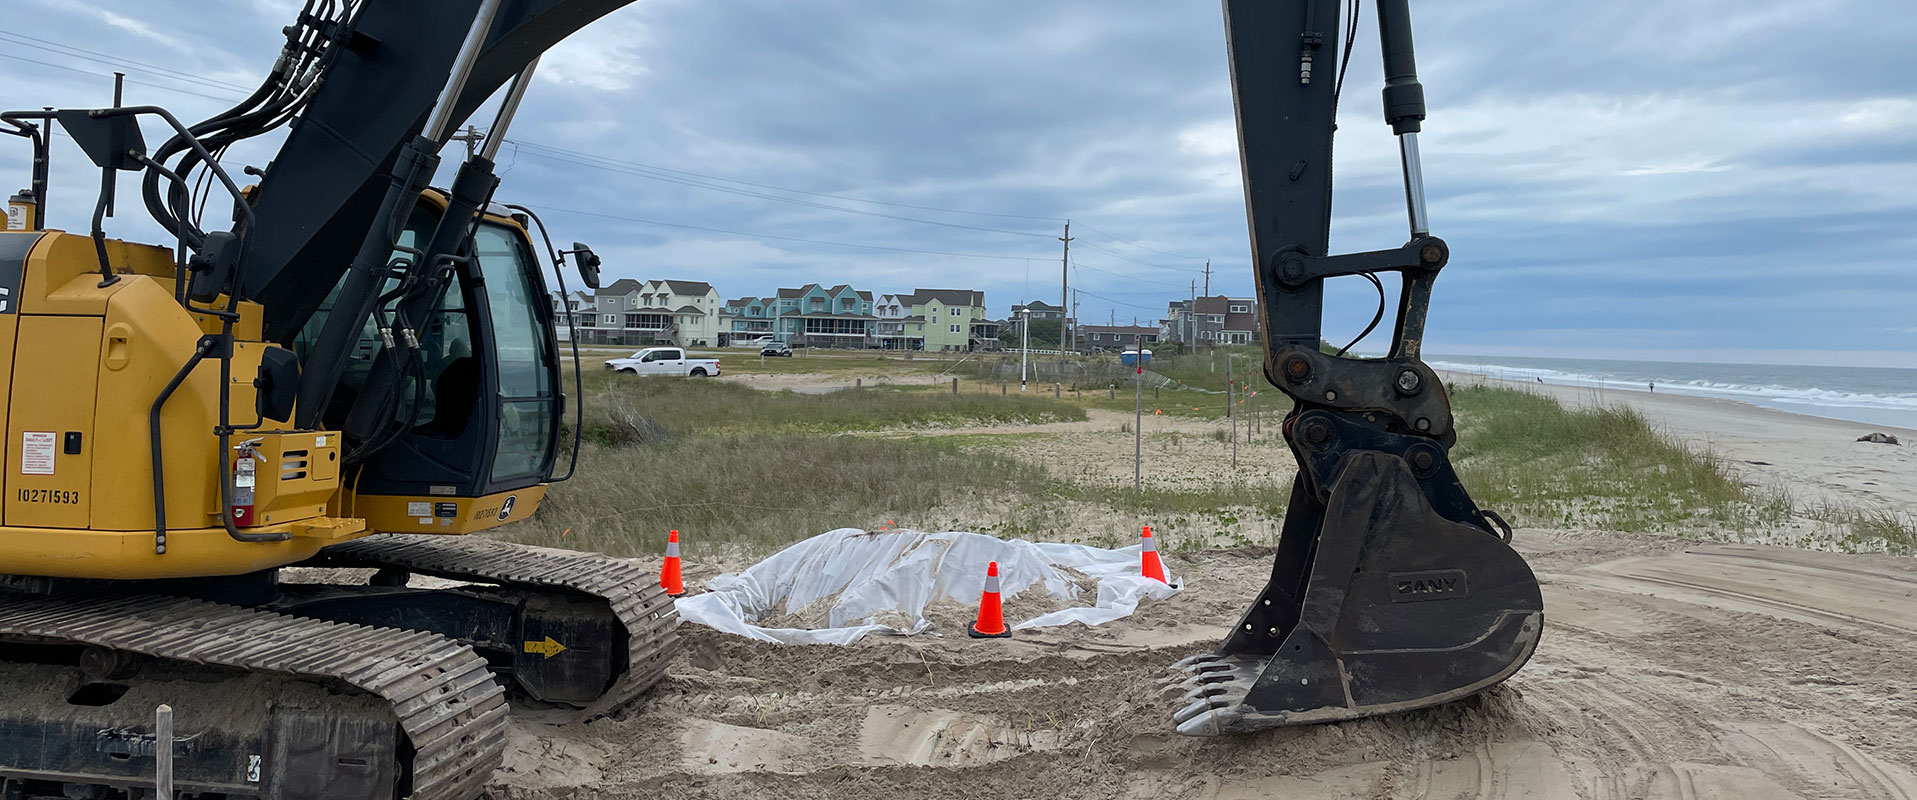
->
[1440, 369, 1917, 439]
[1440, 369, 1917, 514]
[1427, 358, 1917, 431]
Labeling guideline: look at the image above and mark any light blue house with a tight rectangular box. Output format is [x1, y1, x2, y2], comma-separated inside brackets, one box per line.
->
[722, 284, 876, 348]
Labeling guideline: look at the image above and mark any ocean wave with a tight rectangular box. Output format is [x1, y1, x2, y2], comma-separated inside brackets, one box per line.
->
[1427, 360, 1917, 412]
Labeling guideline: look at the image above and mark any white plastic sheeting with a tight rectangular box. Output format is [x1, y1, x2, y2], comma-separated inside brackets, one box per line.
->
[674, 528, 1182, 645]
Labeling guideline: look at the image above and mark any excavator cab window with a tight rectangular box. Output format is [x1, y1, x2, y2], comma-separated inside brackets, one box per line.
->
[293, 207, 560, 498]
[471, 221, 556, 482]
[294, 208, 438, 410]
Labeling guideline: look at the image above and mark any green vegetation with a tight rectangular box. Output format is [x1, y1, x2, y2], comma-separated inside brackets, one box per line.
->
[503, 434, 1049, 557]
[513, 354, 1885, 560]
[572, 346, 952, 378]
[1798, 499, 1916, 555]
[507, 371, 1082, 556]
[1019, 319, 1063, 349]
[1143, 346, 1275, 394]
[1447, 385, 1789, 532]
[573, 370, 1083, 436]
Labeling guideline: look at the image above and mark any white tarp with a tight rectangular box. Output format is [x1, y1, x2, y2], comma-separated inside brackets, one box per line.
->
[674, 528, 1182, 645]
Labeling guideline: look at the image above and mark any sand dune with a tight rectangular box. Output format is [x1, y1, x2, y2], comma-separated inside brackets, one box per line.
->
[492, 378, 1915, 799]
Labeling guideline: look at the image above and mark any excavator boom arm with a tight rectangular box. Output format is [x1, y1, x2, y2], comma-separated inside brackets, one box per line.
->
[1166, 0, 1545, 734]
[239, 0, 633, 343]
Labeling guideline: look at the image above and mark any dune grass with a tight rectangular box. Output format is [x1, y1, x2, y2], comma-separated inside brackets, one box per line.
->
[515, 355, 1811, 558]
[501, 434, 1049, 557]
[574, 368, 1083, 437]
[1798, 499, 1917, 555]
[508, 371, 1079, 556]
[1446, 384, 1789, 532]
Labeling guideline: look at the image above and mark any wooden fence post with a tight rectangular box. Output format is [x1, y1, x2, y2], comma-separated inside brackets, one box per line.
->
[155, 704, 174, 798]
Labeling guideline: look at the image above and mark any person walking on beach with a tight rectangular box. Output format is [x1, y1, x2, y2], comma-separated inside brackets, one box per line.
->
[1649, 382, 1655, 393]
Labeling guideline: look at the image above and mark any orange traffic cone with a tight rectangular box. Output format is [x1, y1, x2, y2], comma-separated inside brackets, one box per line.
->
[660, 530, 685, 597]
[1140, 526, 1168, 584]
[968, 561, 1011, 639]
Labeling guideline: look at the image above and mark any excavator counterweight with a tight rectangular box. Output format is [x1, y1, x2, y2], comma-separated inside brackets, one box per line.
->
[1166, 0, 1545, 733]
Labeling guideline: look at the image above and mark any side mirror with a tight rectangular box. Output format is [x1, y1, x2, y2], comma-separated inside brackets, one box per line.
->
[569, 242, 602, 290]
[254, 346, 300, 422]
[187, 231, 242, 304]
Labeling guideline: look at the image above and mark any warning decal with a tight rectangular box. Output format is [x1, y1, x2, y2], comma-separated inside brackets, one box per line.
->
[20, 431, 54, 475]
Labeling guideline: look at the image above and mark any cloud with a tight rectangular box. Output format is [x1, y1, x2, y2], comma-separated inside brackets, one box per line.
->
[85, 8, 181, 50]
[0, 0, 1911, 367]
[535, 13, 650, 92]
[1838, 98, 1916, 132]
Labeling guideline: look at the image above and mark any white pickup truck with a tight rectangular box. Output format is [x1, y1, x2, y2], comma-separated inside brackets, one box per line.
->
[604, 347, 721, 377]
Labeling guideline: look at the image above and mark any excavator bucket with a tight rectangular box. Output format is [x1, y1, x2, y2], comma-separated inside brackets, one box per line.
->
[1167, 450, 1543, 735]
[1178, 0, 1549, 734]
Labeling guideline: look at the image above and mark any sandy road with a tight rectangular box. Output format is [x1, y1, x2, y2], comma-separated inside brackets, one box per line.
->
[490, 530, 1917, 799]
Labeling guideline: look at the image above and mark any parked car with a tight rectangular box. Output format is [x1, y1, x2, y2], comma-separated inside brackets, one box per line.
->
[760, 341, 792, 357]
[604, 347, 721, 377]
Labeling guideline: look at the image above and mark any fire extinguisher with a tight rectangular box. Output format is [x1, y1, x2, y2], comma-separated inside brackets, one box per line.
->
[231, 439, 262, 527]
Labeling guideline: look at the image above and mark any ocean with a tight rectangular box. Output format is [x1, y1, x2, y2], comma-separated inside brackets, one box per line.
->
[1424, 354, 1917, 431]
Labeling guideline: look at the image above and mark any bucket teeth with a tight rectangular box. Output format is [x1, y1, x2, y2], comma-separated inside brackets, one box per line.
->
[1158, 655, 1236, 696]
[1176, 704, 1249, 737]
[1161, 653, 1264, 733]
[1169, 653, 1221, 670]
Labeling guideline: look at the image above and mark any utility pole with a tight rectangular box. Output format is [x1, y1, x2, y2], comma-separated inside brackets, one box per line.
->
[451, 125, 485, 159]
[1202, 258, 1211, 297]
[1059, 221, 1072, 364]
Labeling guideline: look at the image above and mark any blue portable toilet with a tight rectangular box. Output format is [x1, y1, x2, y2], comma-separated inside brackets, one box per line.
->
[1120, 349, 1153, 367]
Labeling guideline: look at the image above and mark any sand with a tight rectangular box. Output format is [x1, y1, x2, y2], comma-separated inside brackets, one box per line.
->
[1445, 372, 1917, 514]
[491, 379, 1917, 800]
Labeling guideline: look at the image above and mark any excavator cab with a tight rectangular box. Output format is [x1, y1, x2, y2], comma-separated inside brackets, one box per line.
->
[1166, 0, 1544, 733]
[296, 198, 568, 533]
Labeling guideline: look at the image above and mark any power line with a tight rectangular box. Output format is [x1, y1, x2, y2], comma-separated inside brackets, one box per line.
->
[6, 29, 1071, 230]
[508, 144, 1056, 239]
[1075, 222, 1204, 261]
[0, 31, 254, 95]
[1070, 255, 1185, 288]
[2, 30, 1229, 279]
[1073, 288, 1166, 313]
[0, 50, 244, 104]
[507, 138, 1066, 223]
[1074, 240, 1206, 274]
[525, 203, 1046, 261]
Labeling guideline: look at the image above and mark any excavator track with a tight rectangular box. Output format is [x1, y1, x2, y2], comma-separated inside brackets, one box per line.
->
[0, 593, 507, 799]
[310, 534, 680, 716]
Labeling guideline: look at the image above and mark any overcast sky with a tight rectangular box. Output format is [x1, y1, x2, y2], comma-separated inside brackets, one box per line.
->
[3, 0, 1913, 366]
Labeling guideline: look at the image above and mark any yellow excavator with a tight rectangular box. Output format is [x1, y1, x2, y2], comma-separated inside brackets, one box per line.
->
[0, 1, 677, 797]
[0, 0, 1544, 794]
